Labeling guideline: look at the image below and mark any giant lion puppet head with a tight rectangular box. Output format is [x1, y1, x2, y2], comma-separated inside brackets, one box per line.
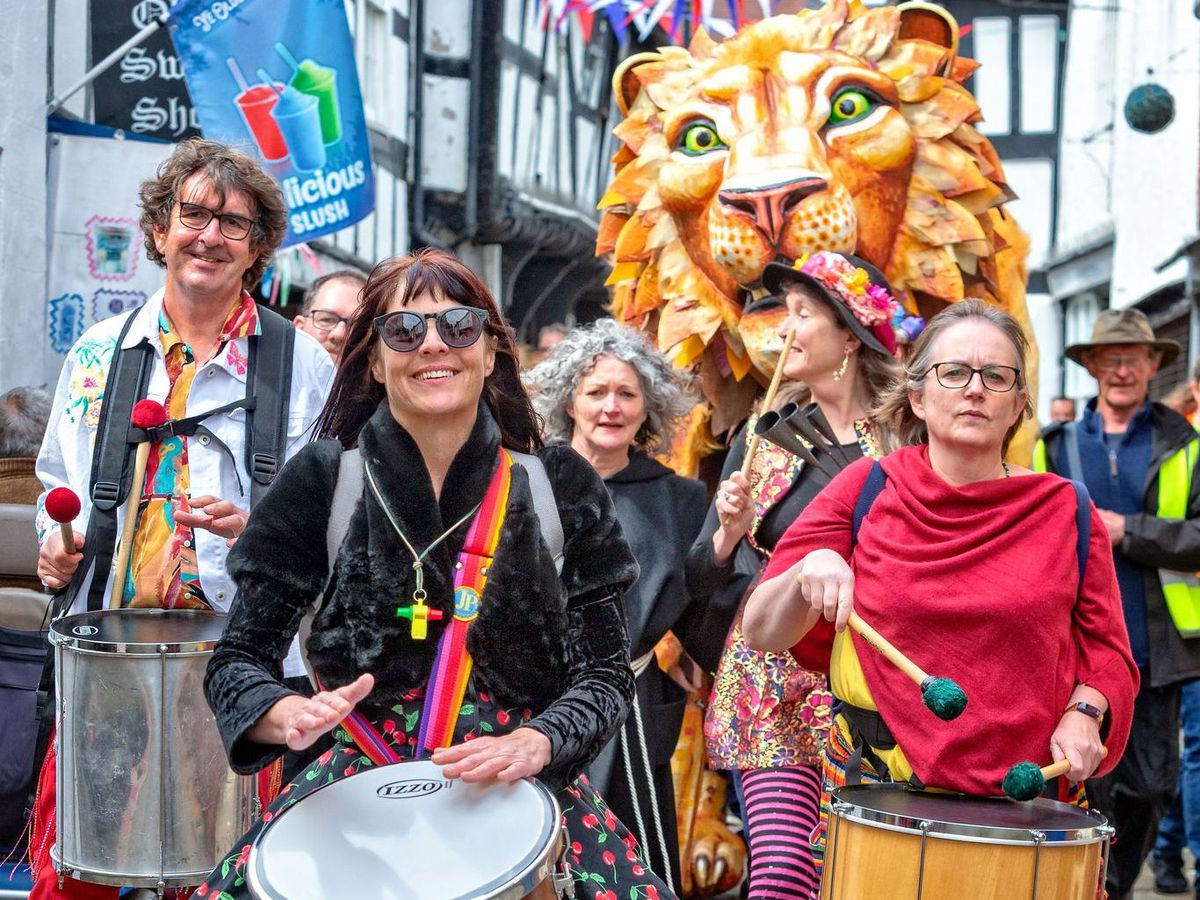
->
[597, 0, 1035, 462]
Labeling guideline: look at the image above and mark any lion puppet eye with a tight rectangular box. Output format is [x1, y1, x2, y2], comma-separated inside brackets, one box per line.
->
[675, 119, 727, 155]
[827, 87, 878, 127]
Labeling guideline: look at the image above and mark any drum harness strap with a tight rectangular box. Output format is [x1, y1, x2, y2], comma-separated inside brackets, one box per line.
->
[617, 647, 675, 894]
[29, 304, 295, 822]
[836, 461, 1092, 793]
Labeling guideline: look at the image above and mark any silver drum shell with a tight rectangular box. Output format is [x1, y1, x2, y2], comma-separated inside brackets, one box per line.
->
[50, 609, 252, 888]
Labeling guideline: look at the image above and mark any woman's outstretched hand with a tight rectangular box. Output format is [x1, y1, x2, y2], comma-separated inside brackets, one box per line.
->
[798, 548, 856, 632]
[431, 727, 552, 783]
[250, 673, 375, 751]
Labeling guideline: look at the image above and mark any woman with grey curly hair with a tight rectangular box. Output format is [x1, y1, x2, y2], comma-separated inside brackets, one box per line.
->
[525, 318, 708, 889]
[525, 317, 695, 463]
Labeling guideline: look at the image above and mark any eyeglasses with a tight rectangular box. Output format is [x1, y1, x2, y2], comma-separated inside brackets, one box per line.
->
[1093, 354, 1152, 373]
[925, 362, 1022, 392]
[308, 310, 353, 332]
[373, 307, 488, 352]
[176, 201, 256, 241]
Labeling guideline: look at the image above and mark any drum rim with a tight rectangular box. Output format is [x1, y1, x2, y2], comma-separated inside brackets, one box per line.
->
[829, 785, 1111, 846]
[245, 761, 563, 900]
[50, 608, 227, 655]
[49, 843, 220, 888]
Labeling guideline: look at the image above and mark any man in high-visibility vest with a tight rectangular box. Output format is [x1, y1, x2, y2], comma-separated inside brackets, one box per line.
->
[1034, 308, 1200, 900]
[1153, 356, 1200, 895]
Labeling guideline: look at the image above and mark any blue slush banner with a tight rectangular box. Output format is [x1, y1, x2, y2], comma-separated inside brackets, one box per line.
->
[169, 0, 374, 247]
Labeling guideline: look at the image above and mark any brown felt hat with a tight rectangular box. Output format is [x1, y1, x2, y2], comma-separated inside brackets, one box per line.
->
[1064, 308, 1180, 367]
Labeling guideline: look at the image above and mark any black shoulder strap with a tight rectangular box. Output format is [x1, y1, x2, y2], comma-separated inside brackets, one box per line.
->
[71, 310, 155, 613]
[1071, 479, 1091, 596]
[245, 305, 295, 507]
[850, 460, 887, 549]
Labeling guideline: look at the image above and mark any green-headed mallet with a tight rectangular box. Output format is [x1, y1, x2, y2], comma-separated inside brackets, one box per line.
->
[1002, 748, 1108, 801]
[845, 610, 967, 721]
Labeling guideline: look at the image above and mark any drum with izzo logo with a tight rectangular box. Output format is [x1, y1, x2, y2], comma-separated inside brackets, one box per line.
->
[246, 759, 574, 899]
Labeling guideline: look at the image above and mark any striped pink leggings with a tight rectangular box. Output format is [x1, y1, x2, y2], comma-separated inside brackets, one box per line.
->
[740, 765, 823, 899]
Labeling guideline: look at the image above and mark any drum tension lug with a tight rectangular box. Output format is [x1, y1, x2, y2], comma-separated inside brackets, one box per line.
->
[553, 824, 576, 898]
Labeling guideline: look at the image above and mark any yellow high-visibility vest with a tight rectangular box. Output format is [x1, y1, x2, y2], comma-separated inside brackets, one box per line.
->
[1157, 437, 1200, 636]
[1033, 430, 1200, 636]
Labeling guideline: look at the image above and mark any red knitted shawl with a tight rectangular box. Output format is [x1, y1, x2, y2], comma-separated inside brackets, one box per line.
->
[763, 445, 1138, 795]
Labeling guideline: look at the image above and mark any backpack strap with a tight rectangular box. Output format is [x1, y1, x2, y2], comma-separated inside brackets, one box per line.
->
[1061, 422, 1084, 483]
[298, 447, 363, 686]
[72, 309, 155, 613]
[509, 449, 564, 575]
[851, 460, 887, 549]
[1070, 479, 1091, 596]
[246, 306, 295, 507]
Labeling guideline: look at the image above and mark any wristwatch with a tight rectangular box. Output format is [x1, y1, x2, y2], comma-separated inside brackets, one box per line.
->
[1065, 701, 1105, 726]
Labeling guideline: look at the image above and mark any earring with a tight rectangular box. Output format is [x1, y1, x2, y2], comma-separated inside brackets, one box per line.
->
[832, 348, 851, 382]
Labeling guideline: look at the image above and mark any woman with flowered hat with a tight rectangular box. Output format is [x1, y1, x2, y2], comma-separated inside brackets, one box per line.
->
[686, 250, 912, 899]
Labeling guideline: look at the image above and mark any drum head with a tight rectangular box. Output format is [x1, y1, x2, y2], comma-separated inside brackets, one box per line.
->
[831, 784, 1108, 844]
[50, 609, 227, 654]
[247, 760, 560, 900]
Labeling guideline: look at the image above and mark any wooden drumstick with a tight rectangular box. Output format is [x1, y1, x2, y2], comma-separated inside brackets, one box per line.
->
[794, 578, 968, 721]
[110, 400, 168, 608]
[1003, 748, 1108, 801]
[45, 487, 81, 554]
[740, 325, 796, 479]
[847, 611, 966, 720]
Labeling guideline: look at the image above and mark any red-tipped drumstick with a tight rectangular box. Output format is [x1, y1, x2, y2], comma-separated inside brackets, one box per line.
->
[45, 487, 81, 554]
[110, 400, 168, 608]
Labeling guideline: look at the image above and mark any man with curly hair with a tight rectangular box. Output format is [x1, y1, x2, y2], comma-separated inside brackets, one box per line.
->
[29, 138, 333, 900]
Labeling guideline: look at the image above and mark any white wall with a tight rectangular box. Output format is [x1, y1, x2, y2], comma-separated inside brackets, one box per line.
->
[1056, 0, 1199, 307]
[1054, 1, 1120, 257]
[0, 2, 49, 392]
[1106, 0, 1200, 308]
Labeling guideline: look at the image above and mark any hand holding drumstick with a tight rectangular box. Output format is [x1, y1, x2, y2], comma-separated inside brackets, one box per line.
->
[712, 327, 796, 561]
[794, 551, 967, 720]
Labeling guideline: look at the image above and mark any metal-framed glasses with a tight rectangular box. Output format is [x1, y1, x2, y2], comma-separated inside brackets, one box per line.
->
[308, 310, 353, 332]
[373, 306, 488, 352]
[1093, 354, 1152, 373]
[925, 362, 1022, 393]
[176, 201, 256, 241]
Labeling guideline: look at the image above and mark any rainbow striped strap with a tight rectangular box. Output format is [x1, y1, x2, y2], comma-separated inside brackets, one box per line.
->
[339, 709, 401, 766]
[417, 449, 513, 753]
[311, 675, 401, 767]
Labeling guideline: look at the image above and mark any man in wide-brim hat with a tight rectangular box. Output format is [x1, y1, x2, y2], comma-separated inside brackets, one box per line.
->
[1035, 306, 1200, 900]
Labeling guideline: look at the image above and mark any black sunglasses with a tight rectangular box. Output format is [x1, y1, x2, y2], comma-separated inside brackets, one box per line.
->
[373, 306, 488, 352]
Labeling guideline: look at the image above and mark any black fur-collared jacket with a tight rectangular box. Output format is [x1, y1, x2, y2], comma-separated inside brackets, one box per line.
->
[204, 401, 640, 788]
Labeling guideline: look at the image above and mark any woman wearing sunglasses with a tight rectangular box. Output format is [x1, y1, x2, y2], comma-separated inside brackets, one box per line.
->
[197, 249, 674, 898]
[742, 301, 1138, 846]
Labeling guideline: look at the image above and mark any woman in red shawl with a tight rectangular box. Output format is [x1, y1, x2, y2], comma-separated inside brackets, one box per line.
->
[743, 300, 1137, 809]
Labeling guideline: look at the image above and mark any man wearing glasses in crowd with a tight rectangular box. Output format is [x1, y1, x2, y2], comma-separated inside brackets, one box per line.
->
[30, 138, 333, 900]
[1035, 308, 1200, 900]
[294, 269, 366, 364]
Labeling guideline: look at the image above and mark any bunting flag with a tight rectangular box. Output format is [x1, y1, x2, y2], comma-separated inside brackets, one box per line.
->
[542, 0, 775, 44]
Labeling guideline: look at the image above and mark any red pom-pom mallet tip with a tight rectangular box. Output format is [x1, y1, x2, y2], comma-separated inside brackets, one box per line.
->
[45, 487, 81, 523]
[131, 399, 168, 429]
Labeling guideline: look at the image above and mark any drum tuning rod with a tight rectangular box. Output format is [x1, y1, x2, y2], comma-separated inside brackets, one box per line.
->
[741, 326, 797, 480]
[1002, 748, 1109, 801]
[110, 400, 168, 608]
[833, 607, 967, 721]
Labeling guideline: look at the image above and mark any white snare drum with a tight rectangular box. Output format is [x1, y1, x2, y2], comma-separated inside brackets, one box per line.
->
[246, 759, 571, 899]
